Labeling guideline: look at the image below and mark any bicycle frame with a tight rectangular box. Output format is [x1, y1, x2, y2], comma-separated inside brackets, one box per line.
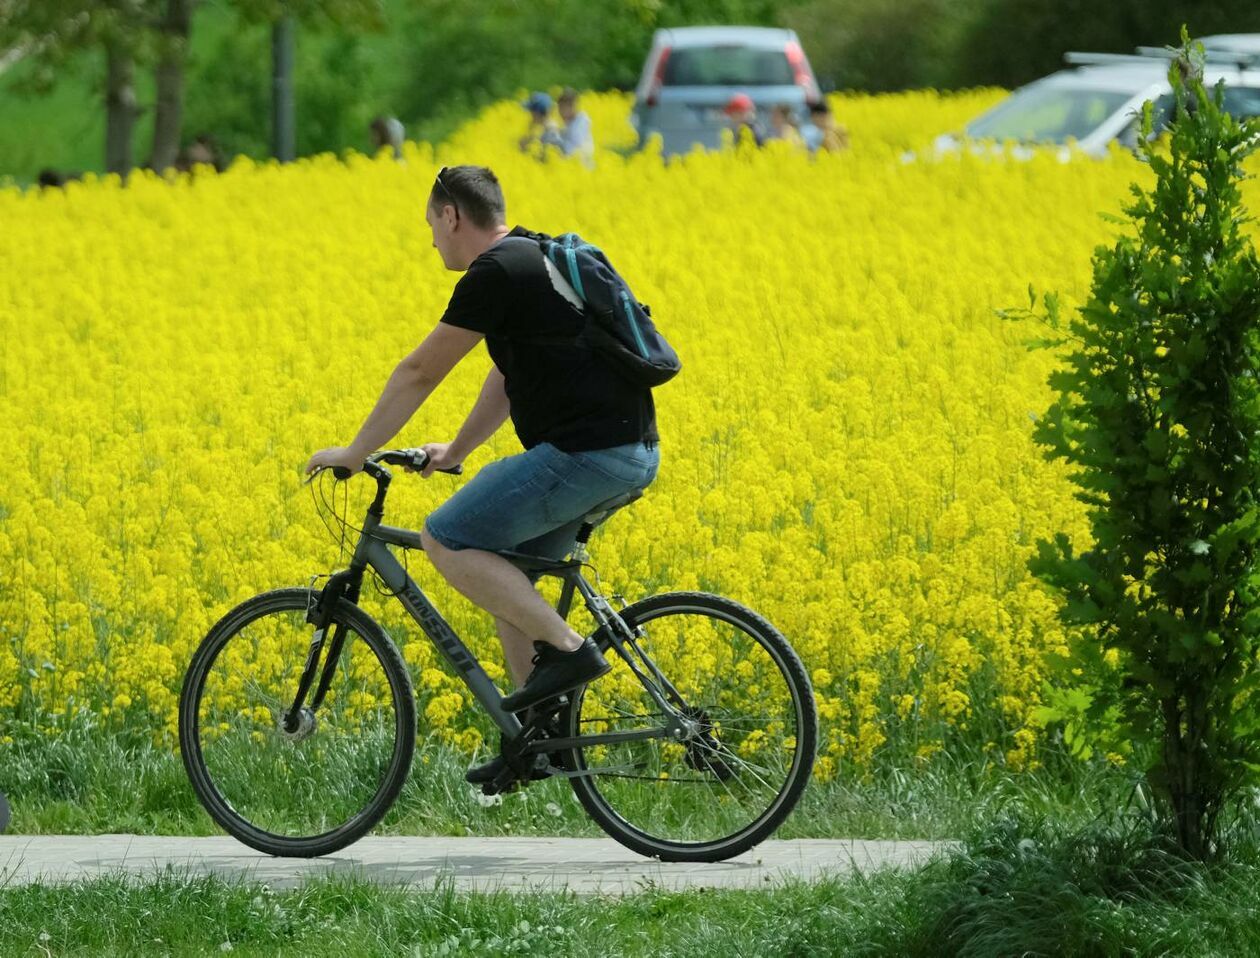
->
[301, 460, 691, 753]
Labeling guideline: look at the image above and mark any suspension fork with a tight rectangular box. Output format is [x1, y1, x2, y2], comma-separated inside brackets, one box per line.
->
[285, 568, 363, 728]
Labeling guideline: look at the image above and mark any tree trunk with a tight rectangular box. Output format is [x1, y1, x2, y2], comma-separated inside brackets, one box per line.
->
[271, 16, 296, 162]
[1162, 689, 1217, 860]
[105, 42, 138, 177]
[149, 0, 194, 172]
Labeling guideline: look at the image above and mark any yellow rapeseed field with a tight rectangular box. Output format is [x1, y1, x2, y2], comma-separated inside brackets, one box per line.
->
[5, 90, 1252, 777]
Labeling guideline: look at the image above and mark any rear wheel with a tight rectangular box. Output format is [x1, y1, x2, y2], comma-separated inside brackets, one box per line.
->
[179, 588, 416, 857]
[564, 592, 816, 862]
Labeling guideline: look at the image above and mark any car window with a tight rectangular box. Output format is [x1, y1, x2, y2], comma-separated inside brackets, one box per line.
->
[1222, 86, 1260, 119]
[663, 46, 794, 87]
[968, 86, 1134, 143]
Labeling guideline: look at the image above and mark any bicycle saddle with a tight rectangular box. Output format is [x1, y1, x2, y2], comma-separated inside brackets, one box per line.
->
[580, 489, 643, 529]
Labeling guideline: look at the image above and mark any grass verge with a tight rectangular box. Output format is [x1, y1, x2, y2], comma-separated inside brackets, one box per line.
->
[0, 719, 1141, 841]
[2, 815, 1259, 956]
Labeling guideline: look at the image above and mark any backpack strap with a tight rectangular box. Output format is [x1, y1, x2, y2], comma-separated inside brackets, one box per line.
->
[494, 235, 587, 348]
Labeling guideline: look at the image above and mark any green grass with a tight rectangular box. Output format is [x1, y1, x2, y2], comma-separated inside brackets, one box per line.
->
[5, 717, 1259, 955]
[3, 814, 1260, 956]
[0, 714, 1142, 842]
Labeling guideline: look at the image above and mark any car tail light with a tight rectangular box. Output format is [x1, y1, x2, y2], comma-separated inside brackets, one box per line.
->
[785, 41, 821, 105]
[646, 46, 671, 108]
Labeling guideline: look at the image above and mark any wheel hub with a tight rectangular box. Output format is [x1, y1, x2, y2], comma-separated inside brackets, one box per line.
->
[680, 706, 736, 781]
[278, 707, 317, 742]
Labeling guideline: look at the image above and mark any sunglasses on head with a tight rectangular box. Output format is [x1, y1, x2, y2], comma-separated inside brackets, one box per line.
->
[433, 166, 459, 220]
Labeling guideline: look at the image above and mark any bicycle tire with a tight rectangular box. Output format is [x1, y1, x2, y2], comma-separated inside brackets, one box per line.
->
[563, 591, 817, 863]
[179, 587, 416, 858]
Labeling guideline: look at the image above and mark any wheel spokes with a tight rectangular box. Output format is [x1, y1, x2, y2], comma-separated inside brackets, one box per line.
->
[195, 608, 401, 840]
[572, 606, 805, 847]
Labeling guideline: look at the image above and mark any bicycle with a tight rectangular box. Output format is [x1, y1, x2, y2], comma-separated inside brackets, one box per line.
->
[178, 447, 817, 863]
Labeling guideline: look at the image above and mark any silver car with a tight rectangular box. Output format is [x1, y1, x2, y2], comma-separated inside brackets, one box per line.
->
[935, 37, 1260, 160]
[630, 26, 823, 156]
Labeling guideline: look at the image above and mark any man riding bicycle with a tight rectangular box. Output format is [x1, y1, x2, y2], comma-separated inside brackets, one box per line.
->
[305, 165, 661, 783]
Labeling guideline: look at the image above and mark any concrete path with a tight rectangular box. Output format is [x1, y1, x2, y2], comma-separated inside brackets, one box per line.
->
[0, 835, 950, 894]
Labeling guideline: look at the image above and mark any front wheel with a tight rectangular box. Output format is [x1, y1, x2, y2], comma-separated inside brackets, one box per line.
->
[179, 588, 416, 857]
[563, 592, 817, 862]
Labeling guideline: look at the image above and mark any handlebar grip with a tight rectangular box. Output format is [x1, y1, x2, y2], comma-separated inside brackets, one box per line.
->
[382, 449, 463, 475]
[319, 451, 464, 481]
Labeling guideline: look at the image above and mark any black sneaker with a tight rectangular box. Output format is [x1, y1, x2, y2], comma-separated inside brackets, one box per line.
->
[500, 638, 610, 713]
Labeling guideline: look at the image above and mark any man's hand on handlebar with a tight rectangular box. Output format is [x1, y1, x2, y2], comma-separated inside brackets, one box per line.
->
[305, 446, 363, 480]
[304, 445, 465, 482]
[410, 442, 464, 479]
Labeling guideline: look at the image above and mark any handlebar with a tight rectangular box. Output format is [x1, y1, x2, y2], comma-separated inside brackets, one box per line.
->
[327, 448, 464, 481]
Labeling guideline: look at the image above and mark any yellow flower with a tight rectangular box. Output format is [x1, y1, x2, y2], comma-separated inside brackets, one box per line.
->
[1, 87, 1175, 772]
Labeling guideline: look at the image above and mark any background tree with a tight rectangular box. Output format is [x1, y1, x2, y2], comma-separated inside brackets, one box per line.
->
[0, 0, 155, 174]
[1025, 33, 1260, 859]
[149, 0, 195, 171]
[953, 0, 1260, 90]
[228, 0, 384, 161]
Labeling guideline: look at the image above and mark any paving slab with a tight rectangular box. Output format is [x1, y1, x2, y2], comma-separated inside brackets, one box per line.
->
[0, 835, 951, 894]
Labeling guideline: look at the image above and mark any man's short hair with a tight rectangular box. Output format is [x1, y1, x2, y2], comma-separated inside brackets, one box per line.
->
[558, 88, 579, 107]
[429, 165, 506, 229]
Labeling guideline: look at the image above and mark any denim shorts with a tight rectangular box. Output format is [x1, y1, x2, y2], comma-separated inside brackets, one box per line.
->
[424, 441, 660, 561]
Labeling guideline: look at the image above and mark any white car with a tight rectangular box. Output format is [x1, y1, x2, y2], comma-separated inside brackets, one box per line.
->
[933, 36, 1260, 160]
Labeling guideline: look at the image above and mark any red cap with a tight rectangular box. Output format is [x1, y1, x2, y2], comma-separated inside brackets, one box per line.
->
[724, 93, 754, 116]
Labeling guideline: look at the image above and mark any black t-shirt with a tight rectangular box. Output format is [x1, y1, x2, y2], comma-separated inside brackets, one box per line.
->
[439, 226, 659, 453]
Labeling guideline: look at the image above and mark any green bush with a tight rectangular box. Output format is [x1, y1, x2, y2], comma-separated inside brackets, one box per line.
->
[1025, 31, 1260, 859]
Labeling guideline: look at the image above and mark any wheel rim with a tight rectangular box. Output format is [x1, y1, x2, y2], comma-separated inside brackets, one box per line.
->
[191, 602, 406, 842]
[571, 604, 808, 850]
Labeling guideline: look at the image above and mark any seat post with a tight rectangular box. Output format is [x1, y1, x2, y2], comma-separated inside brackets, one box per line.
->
[569, 490, 642, 563]
[571, 523, 595, 563]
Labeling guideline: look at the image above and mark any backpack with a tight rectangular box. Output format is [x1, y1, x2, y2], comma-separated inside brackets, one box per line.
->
[502, 231, 682, 388]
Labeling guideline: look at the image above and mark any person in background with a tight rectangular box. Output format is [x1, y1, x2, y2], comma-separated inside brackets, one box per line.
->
[766, 104, 804, 147]
[723, 92, 763, 147]
[175, 133, 224, 173]
[370, 115, 406, 160]
[519, 91, 561, 153]
[802, 100, 850, 154]
[555, 88, 595, 167]
[36, 168, 81, 189]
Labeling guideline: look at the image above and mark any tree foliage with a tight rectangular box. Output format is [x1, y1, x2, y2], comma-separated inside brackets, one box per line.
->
[1026, 31, 1260, 859]
[0, 1, 152, 90]
[956, 0, 1260, 91]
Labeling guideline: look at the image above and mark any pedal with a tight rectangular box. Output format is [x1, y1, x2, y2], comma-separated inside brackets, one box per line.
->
[481, 774, 520, 797]
[480, 751, 551, 795]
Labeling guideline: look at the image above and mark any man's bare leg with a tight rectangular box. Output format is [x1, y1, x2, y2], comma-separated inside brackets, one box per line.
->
[493, 616, 538, 687]
[420, 530, 584, 687]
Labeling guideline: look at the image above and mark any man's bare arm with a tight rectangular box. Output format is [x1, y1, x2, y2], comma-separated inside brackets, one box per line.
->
[344, 324, 484, 459]
[449, 366, 510, 460]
